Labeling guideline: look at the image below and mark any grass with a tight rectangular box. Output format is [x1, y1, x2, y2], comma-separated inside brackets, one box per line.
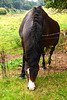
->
[0, 13, 28, 54]
[0, 9, 67, 55]
[0, 71, 67, 100]
[0, 57, 22, 70]
[0, 9, 67, 99]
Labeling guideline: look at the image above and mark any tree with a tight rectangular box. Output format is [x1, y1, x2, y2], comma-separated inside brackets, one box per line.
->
[12, 0, 22, 9]
[0, 0, 38, 10]
[0, 0, 12, 8]
[44, 0, 67, 9]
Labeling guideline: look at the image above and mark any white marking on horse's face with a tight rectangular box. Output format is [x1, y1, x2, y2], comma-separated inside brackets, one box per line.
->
[26, 68, 30, 75]
[27, 79, 35, 90]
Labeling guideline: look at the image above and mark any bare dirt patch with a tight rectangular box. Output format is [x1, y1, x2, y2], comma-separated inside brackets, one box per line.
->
[38, 52, 67, 76]
[5, 54, 22, 61]
[0, 52, 67, 77]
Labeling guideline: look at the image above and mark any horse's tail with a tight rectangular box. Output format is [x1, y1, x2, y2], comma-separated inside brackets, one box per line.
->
[33, 6, 42, 52]
[26, 6, 42, 67]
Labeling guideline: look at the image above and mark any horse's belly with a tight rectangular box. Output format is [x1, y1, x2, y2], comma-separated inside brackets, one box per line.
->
[42, 37, 59, 47]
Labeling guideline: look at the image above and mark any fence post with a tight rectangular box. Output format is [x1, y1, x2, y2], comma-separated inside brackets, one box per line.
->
[1, 48, 6, 78]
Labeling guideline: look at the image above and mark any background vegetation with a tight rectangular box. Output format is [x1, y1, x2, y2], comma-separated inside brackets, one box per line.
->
[0, 0, 67, 100]
[0, 8, 67, 54]
[0, 0, 44, 11]
[44, 0, 67, 9]
[0, 0, 67, 15]
[0, 8, 7, 15]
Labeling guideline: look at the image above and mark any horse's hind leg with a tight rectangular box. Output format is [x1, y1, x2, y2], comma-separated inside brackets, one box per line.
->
[19, 52, 25, 79]
[42, 52, 46, 70]
[48, 46, 55, 65]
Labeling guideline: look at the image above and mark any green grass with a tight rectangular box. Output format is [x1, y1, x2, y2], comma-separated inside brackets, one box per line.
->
[0, 71, 67, 100]
[0, 9, 67, 55]
[0, 13, 27, 54]
[0, 9, 67, 100]
[0, 57, 22, 70]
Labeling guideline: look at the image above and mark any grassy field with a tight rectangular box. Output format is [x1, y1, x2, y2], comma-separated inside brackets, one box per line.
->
[0, 71, 67, 100]
[0, 9, 67, 54]
[0, 8, 67, 100]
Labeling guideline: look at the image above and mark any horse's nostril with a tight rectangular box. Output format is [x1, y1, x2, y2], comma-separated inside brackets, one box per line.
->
[27, 87, 29, 90]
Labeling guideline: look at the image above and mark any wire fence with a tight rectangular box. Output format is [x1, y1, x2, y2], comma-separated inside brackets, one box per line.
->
[0, 30, 67, 37]
[0, 31, 67, 78]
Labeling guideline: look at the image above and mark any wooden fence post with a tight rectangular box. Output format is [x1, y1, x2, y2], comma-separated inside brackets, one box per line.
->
[1, 49, 6, 78]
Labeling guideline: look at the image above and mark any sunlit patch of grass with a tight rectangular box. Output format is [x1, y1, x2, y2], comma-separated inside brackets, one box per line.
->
[0, 14, 25, 55]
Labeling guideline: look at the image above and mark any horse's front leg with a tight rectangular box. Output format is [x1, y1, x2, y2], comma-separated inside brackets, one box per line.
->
[42, 52, 46, 70]
[19, 52, 25, 79]
[48, 46, 55, 65]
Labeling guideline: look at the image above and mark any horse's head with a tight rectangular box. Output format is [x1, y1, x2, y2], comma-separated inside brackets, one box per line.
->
[25, 61, 39, 90]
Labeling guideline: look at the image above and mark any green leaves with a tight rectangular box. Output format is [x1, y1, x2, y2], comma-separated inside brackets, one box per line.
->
[0, 8, 7, 15]
[44, 0, 67, 9]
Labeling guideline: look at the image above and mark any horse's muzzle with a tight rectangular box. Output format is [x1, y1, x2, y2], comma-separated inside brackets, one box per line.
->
[27, 86, 35, 91]
[27, 79, 35, 90]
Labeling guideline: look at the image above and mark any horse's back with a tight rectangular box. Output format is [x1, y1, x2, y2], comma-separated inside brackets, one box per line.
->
[41, 8, 60, 47]
[41, 8, 60, 35]
[19, 7, 36, 39]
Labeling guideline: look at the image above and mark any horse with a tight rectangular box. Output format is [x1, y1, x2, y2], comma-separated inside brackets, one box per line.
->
[19, 6, 60, 90]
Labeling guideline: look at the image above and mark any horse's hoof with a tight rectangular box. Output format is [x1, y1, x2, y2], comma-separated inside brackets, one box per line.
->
[42, 68, 44, 70]
[42, 66, 46, 70]
[48, 61, 51, 65]
[19, 76, 25, 79]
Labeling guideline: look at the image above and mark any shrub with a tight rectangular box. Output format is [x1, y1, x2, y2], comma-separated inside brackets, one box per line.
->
[10, 7, 17, 14]
[24, 4, 31, 10]
[0, 8, 7, 15]
[5, 7, 10, 13]
[45, 1, 55, 8]
[45, 1, 67, 9]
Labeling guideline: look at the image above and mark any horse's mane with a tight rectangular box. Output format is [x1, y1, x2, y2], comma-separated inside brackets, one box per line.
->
[26, 6, 42, 67]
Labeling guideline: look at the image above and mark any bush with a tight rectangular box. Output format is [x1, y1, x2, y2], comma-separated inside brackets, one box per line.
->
[45, 1, 55, 8]
[45, 1, 67, 9]
[62, 1, 67, 9]
[10, 7, 25, 14]
[10, 7, 17, 14]
[5, 7, 10, 13]
[24, 4, 31, 10]
[0, 8, 7, 15]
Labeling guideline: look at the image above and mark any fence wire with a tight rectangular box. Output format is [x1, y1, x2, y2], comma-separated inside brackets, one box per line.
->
[0, 30, 67, 78]
[0, 30, 67, 37]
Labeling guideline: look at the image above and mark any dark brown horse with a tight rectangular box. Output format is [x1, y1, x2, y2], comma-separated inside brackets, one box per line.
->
[19, 6, 60, 90]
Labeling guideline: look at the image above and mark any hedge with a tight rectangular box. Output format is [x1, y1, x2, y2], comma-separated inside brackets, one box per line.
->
[0, 8, 7, 15]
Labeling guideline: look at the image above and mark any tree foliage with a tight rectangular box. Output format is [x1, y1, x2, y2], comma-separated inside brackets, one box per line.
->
[44, 0, 67, 9]
[0, 0, 38, 10]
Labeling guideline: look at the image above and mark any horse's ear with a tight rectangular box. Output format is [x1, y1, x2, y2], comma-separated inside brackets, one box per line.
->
[33, 7, 36, 10]
[38, 6, 42, 9]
